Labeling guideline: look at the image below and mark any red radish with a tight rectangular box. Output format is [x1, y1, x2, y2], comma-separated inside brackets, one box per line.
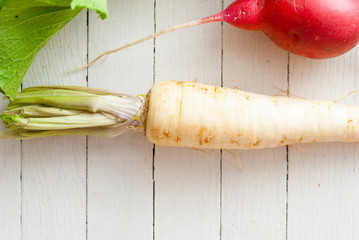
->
[215, 0, 359, 58]
[84, 0, 359, 68]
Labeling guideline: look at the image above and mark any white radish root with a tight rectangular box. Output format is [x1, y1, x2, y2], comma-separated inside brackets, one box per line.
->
[144, 81, 359, 149]
[2, 81, 359, 150]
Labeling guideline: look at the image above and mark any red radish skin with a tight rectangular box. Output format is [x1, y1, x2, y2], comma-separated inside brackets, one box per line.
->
[205, 0, 359, 59]
[84, 0, 359, 68]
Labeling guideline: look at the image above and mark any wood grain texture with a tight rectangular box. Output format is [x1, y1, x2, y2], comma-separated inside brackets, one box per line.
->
[0, 101, 21, 240]
[288, 48, 359, 239]
[155, 0, 221, 239]
[222, 0, 288, 238]
[20, 12, 87, 240]
[1, 1, 359, 240]
[87, 0, 154, 239]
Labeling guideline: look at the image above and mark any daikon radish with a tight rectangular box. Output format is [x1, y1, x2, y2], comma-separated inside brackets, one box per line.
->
[1, 81, 359, 150]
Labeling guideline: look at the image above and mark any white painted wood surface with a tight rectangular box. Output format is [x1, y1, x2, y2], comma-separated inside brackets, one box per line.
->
[0, 101, 21, 240]
[1, 0, 359, 240]
[87, 1, 153, 239]
[155, 1, 221, 239]
[20, 11, 88, 240]
[288, 51, 359, 240]
[222, 5, 288, 238]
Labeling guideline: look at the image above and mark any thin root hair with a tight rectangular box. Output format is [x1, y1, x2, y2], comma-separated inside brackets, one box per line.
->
[72, 19, 205, 71]
[333, 90, 358, 103]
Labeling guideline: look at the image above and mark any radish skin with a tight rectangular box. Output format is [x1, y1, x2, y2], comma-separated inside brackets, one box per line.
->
[82, 0, 359, 69]
[145, 81, 359, 149]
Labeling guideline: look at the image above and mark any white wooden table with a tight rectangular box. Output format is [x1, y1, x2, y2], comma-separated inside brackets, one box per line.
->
[1, 0, 359, 239]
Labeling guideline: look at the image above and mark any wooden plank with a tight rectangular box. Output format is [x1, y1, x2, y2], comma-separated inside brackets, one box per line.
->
[155, 0, 222, 239]
[87, 0, 154, 239]
[355, 152, 359, 239]
[0, 101, 21, 240]
[20, 12, 87, 239]
[288, 48, 359, 239]
[222, 0, 288, 237]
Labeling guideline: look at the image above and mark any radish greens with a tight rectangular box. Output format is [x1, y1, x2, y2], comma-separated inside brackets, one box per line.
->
[0, 0, 108, 100]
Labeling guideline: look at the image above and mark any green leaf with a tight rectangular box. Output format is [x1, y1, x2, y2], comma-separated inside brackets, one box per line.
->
[71, 0, 108, 19]
[0, 0, 108, 100]
[0, 113, 23, 125]
[0, 0, 7, 10]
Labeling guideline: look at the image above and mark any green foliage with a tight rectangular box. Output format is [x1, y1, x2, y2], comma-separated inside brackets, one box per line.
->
[0, 0, 7, 9]
[72, 0, 108, 19]
[0, 114, 23, 125]
[0, 85, 142, 139]
[0, 0, 108, 100]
